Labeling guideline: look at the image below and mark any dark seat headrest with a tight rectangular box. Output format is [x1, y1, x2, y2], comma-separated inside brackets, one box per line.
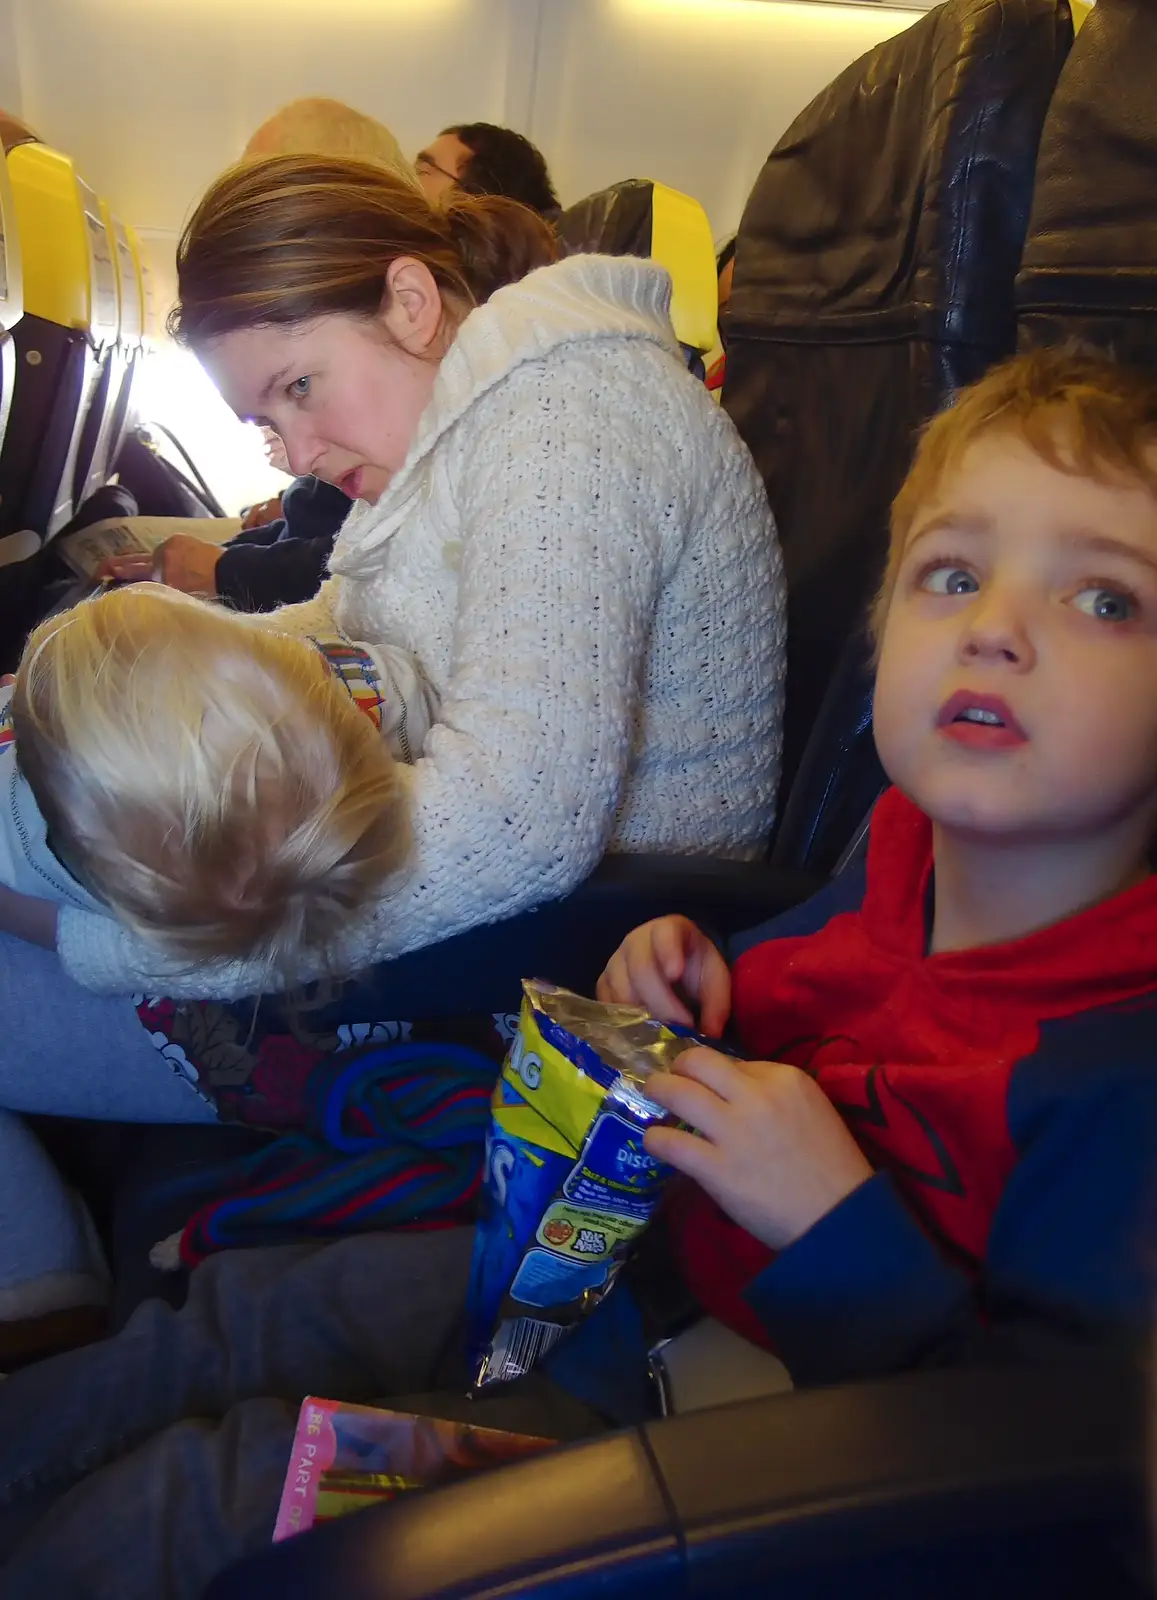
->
[1017, 0, 1157, 367]
[555, 178, 654, 260]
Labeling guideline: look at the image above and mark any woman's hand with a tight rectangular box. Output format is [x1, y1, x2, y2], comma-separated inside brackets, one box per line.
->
[644, 1046, 874, 1250]
[597, 915, 731, 1036]
[0, 885, 58, 951]
[101, 535, 223, 597]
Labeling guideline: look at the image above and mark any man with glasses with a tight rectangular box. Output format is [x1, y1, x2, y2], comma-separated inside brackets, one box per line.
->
[415, 123, 559, 218]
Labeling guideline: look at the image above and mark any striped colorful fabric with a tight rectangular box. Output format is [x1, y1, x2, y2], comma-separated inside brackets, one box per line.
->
[310, 635, 386, 732]
[0, 678, 16, 751]
[174, 1040, 497, 1265]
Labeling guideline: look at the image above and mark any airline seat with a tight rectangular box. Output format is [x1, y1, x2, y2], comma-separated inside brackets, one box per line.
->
[70, 199, 142, 505]
[69, 195, 127, 509]
[556, 178, 718, 356]
[0, 131, 24, 488]
[0, 142, 119, 551]
[129, 224, 160, 348]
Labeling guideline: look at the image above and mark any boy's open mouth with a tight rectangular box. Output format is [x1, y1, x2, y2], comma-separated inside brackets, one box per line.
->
[937, 691, 1028, 747]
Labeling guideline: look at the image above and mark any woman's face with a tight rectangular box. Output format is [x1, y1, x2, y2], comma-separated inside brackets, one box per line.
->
[203, 265, 445, 504]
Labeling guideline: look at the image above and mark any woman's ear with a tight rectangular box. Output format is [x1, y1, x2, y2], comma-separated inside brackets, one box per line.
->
[380, 258, 445, 355]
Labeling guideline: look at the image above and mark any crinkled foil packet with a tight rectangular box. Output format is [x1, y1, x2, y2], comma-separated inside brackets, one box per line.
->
[467, 979, 699, 1389]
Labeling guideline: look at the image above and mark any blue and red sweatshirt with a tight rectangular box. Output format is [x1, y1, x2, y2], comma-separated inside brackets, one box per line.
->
[548, 787, 1157, 1420]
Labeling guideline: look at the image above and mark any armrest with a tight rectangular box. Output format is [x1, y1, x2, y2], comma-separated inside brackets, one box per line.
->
[205, 1360, 1147, 1600]
[354, 857, 820, 1008]
[575, 854, 821, 939]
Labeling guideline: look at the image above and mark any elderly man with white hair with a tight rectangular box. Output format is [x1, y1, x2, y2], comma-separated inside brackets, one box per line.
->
[242, 95, 414, 178]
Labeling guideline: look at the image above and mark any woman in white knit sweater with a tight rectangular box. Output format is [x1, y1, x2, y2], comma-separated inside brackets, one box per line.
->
[0, 156, 783, 1324]
[3, 156, 784, 999]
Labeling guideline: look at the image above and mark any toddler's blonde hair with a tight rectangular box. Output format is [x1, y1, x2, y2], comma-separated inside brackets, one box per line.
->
[13, 585, 410, 979]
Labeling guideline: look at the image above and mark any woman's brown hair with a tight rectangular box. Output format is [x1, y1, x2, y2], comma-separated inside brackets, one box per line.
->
[168, 154, 559, 348]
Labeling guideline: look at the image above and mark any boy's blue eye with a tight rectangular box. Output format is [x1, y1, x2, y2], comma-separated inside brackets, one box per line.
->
[1072, 586, 1135, 623]
[288, 376, 310, 399]
[923, 565, 978, 596]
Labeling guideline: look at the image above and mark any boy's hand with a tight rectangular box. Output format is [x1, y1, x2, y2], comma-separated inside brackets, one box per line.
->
[597, 916, 731, 1036]
[644, 1046, 874, 1250]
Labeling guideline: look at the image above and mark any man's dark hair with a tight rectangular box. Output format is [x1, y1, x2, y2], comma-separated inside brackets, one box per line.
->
[441, 123, 559, 217]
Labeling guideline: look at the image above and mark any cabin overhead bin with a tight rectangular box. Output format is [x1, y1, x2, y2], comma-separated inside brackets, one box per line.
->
[722, 0, 1073, 831]
[0, 141, 120, 555]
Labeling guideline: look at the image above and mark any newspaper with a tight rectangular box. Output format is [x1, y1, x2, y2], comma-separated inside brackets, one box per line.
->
[55, 515, 243, 583]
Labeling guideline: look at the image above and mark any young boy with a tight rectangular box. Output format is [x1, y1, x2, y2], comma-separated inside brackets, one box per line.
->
[2, 348, 1156, 1596]
[586, 343, 1157, 1402]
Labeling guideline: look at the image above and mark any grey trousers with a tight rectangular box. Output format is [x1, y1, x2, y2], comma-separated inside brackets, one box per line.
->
[0, 1227, 606, 1599]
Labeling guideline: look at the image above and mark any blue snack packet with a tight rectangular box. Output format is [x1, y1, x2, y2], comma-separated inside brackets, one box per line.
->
[467, 979, 700, 1389]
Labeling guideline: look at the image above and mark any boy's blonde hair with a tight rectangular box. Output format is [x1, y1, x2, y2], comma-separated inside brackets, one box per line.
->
[871, 347, 1157, 645]
[13, 586, 410, 978]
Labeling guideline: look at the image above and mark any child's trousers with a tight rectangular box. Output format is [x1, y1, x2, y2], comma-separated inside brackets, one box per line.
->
[0, 1226, 606, 1600]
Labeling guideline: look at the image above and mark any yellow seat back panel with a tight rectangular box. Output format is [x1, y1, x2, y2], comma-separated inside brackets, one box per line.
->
[650, 181, 719, 354]
[8, 144, 117, 343]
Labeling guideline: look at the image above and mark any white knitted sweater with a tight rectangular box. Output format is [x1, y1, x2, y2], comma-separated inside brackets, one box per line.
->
[57, 254, 785, 998]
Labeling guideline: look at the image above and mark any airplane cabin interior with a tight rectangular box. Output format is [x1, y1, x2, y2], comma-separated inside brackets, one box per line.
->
[0, 1, 1151, 1595]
